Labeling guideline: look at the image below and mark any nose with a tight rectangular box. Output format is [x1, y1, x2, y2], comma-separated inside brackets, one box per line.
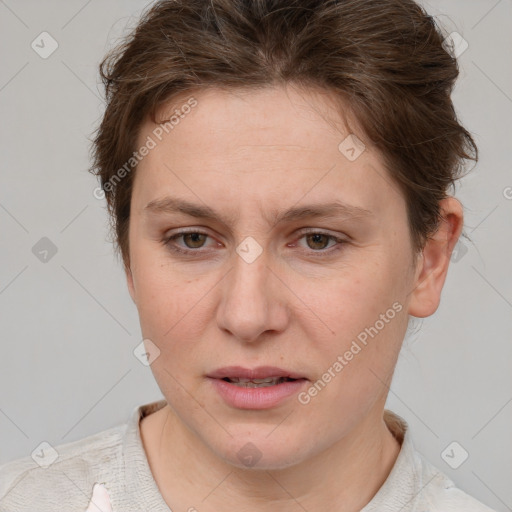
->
[216, 244, 289, 343]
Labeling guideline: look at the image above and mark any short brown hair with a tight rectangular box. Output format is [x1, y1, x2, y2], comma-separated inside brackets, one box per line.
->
[89, 0, 478, 270]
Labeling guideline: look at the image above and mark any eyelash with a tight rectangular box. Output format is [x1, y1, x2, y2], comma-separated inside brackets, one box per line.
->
[162, 229, 346, 258]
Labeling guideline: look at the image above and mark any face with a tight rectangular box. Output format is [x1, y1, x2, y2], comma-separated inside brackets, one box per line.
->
[125, 84, 422, 470]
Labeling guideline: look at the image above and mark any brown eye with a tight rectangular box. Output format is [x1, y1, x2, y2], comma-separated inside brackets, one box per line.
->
[293, 230, 347, 257]
[163, 230, 213, 255]
[305, 233, 331, 250]
[181, 232, 208, 249]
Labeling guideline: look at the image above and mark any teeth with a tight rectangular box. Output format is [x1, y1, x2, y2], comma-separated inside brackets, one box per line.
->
[226, 377, 289, 387]
[234, 377, 276, 383]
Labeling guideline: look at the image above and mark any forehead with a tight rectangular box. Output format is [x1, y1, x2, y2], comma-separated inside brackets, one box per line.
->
[132, 85, 404, 219]
[149, 85, 362, 162]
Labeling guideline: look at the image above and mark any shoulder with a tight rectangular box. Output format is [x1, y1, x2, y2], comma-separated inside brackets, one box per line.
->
[412, 449, 496, 512]
[376, 410, 497, 512]
[0, 422, 125, 512]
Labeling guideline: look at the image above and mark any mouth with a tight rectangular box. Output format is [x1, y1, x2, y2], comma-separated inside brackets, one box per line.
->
[207, 367, 309, 409]
[220, 376, 301, 388]
[206, 365, 308, 383]
[205, 365, 309, 408]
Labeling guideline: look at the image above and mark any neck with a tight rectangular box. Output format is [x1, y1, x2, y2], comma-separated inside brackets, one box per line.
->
[140, 403, 401, 512]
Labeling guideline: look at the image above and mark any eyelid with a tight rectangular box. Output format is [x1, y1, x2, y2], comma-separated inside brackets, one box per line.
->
[164, 228, 219, 253]
[163, 227, 348, 257]
[295, 227, 346, 238]
[291, 228, 347, 253]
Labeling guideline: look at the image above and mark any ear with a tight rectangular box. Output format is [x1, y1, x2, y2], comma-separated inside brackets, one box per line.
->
[407, 197, 464, 318]
[125, 262, 137, 305]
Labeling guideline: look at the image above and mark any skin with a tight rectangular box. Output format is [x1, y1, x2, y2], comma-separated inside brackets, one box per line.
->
[125, 84, 463, 511]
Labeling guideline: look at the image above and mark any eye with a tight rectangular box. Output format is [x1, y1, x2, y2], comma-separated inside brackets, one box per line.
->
[175, 232, 208, 249]
[163, 230, 213, 255]
[302, 233, 335, 250]
[293, 229, 346, 256]
[162, 229, 346, 257]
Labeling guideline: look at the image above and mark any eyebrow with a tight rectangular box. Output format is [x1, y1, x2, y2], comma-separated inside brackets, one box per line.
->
[143, 196, 373, 226]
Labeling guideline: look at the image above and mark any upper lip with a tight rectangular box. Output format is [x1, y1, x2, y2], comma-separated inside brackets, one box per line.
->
[207, 366, 307, 380]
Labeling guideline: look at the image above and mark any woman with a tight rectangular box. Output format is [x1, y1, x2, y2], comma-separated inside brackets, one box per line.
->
[0, 0, 496, 510]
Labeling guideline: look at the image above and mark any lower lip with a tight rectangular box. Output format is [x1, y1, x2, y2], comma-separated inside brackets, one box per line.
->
[207, 378, 308, 409]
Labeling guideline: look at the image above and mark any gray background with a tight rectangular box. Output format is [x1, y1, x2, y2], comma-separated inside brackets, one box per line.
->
[0, 1, 510, 510]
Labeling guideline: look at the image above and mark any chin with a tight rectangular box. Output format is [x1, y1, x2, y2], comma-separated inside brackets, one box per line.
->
[226, 450, 306, 471]
[211, 431, 311, 471]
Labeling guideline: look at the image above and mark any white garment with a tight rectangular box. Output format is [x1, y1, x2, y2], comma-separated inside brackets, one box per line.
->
[85, 483, 113, 512]
[0, 399, 496, 511]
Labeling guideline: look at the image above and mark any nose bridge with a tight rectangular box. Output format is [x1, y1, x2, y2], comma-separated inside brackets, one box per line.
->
[232, 239, 268, 299]
[217, 237, 285, 342]
[230, 237, 271, 313]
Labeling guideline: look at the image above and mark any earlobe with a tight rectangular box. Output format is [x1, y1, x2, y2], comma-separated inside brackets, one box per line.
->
[407, 197, 464, 318]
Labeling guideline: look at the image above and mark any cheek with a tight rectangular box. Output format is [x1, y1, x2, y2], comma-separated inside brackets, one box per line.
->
[295, 253, 407, 375]
[298, 259, 396, 335]
[297, 272, 407, 422]
[136, 275, 204, 337]
[130, 254, 184, 335]
[131, 253, 215, 367]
